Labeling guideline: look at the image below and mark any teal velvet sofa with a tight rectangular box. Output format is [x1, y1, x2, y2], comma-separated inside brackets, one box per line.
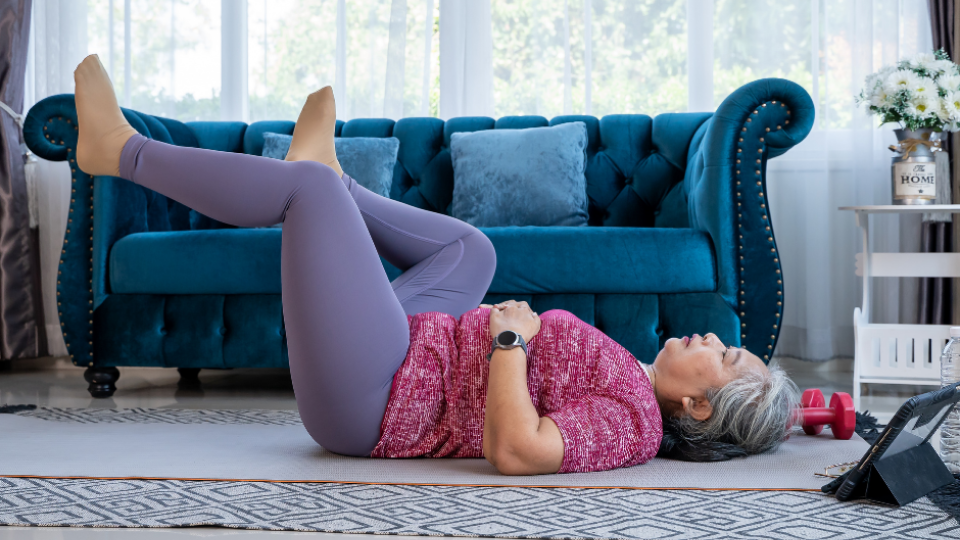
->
[24, 78, 814, 398]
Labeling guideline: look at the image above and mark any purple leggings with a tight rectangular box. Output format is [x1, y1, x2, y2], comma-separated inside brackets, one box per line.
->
[119, 134, 496, 456]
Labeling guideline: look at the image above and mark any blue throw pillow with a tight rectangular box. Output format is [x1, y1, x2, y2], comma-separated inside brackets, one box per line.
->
[449, 122, 589, 227]
[261, 132, 399, 227]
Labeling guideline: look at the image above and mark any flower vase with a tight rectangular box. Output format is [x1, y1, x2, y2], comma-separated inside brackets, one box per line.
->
[891, 128, 939, 205]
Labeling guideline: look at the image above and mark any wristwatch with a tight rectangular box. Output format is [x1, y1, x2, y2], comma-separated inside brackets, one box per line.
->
[487, 330, 528, 361]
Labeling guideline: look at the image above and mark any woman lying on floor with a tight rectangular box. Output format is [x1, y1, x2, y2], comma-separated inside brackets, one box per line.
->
[72, 54, 801, 476]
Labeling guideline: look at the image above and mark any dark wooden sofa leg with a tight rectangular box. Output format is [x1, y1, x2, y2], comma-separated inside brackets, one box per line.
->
[84, 367, 120, 398]
[177, 368, 202, 388]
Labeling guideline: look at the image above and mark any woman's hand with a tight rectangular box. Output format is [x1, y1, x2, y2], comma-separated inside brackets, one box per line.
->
[481, 300, 541, 344]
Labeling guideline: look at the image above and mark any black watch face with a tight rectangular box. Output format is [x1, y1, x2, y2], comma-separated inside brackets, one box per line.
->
[497, 331, 518, 346]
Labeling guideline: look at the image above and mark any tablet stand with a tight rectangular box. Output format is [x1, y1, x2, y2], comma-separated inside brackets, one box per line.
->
[844, 441, 955, 506]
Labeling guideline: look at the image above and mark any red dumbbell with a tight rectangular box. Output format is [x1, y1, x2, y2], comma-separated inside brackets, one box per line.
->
[798, 388, 856, 440]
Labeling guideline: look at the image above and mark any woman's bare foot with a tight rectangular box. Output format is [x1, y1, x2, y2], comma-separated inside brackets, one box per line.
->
[74, 54, 138, 177]
[285, 86, 343, 177]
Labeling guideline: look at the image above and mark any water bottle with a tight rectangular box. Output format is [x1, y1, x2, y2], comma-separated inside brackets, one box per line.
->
[940, 327, 960, 474]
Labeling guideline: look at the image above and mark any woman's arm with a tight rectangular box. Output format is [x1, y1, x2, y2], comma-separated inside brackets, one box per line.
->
[481, 300, 564, 475]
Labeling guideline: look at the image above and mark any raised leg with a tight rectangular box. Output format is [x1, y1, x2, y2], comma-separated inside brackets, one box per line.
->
[74, 55, 409, 456]
[345, 175, 496, 317]
[84, 366, 119, 398]
[285, 89, 496, 318]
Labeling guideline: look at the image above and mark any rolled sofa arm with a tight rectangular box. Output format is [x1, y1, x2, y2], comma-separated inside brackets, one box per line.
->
[23, 93, 199, 368]
[685, 78, 815, 360]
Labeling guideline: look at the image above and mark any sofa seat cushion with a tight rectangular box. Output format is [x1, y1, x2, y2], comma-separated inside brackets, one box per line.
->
[109, 229, 282, 294]
[483, 227, 716, 294]
[109, 227, 716, 296]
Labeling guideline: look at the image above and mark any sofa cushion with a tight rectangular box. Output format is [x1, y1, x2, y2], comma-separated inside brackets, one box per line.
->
[261, 132, 398, 198]
[108, 227, 716, 296]
[483, 227, 716, 294]
[109, 229, 282, 295]
[450, 122, 589, 227]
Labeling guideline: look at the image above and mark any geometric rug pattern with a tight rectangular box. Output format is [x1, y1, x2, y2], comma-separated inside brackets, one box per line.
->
[1, 406, 958, 539]
[2, 476, 958, 539]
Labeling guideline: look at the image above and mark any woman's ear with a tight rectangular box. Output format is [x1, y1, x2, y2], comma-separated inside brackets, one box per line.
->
[681, 396, 713, 422]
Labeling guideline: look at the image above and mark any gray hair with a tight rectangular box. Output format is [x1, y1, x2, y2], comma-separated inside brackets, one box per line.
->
[658, 362, 801, 461]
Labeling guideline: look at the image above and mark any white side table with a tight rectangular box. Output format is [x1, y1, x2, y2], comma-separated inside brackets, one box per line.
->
[840, 205, 960, 411]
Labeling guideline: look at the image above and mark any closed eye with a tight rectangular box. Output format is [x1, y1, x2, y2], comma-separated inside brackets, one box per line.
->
[723, 348, 743, 367]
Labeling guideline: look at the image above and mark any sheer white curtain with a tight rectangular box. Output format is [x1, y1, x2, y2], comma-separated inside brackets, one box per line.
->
[438, 0, 493, 118]
[736, 0, 933, 361]
[24, 0, 89, 357]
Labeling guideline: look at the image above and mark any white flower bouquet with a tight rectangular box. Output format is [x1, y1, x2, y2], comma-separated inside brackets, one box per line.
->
[857, 49, 960, 132]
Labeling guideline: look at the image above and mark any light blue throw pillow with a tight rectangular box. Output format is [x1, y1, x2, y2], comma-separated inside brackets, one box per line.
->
[449, 122, 589, 227]
[261, 132, 399, 228]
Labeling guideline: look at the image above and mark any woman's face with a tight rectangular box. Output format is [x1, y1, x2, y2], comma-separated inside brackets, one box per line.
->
[650, 333, 768, 420]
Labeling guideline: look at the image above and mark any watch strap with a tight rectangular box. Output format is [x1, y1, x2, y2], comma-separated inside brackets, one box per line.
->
[487, 331, 528, 361]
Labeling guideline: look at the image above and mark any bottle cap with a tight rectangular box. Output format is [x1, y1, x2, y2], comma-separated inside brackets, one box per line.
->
[951, 327, 960, 338]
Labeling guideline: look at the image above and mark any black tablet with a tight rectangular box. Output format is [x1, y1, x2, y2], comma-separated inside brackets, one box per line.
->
[836, 382, 960, 502]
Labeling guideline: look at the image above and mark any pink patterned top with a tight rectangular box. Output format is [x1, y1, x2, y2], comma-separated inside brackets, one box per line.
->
[371, 308, 663, 473]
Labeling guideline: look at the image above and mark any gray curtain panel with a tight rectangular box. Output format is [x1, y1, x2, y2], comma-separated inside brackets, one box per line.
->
[923, 0, 955, 325]
[0, 0, 44, 360]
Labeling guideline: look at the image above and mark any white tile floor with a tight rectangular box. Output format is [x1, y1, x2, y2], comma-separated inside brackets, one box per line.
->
[0, 355, 938, 538]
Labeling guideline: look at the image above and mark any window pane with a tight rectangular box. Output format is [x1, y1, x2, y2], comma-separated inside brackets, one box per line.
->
[492, 0, 687, 118]
[88, 0, 221, 122]
[249, 0, 437, 122]
[713, 0, 814, 111]
[590, 0, 687, 116]
[248, 0, 337, 122]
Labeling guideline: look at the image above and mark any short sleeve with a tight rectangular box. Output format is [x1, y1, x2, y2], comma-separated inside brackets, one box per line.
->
[545, 393, 662, 473]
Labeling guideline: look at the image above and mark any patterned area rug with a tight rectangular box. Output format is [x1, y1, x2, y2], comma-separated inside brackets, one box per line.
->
[1, 405, 958, 539]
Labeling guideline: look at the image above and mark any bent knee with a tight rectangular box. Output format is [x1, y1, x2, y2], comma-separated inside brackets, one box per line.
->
[287, 159, 346, 191]
[458, 231, 497, 293]
[282, 161, 350, 215]
[461, 231, 496, 269]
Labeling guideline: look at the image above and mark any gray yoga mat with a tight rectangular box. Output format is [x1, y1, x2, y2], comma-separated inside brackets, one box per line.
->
[0, 413, 868, 490]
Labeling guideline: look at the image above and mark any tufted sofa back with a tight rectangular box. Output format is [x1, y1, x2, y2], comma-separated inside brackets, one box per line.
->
[170, 113, 712, 232]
